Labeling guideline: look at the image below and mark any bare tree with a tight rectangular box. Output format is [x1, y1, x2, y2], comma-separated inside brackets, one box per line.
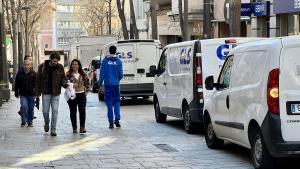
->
[178, 0, 189, 41]
[229, 0, 241, 37]
[150, 0, 157, 40]
[10, 0, 18, 90]
[129, 0, 138, 39]
[116, 0, 129, 39]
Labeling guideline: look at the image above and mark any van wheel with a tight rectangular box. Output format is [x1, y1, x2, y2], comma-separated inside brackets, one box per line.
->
[154, 101, 166, 123]
[250, 128, 275, 169]
[204, 115, 224, 149]
[183, 108, 197, 134]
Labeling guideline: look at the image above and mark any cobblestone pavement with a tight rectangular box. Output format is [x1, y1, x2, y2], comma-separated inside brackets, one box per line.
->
[0, 91, 297, 169]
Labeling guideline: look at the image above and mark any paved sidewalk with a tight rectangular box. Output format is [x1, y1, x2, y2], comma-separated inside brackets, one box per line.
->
[0, 91, 255, 169]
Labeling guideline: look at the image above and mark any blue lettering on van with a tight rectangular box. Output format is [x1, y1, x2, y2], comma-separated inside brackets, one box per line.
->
[116, 51, 133, 59]
[216, 44, 237, 60]
[180, 47, 192, 65]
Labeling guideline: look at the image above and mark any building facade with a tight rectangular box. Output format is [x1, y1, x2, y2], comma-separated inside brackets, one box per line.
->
[54, 0, 86, 51]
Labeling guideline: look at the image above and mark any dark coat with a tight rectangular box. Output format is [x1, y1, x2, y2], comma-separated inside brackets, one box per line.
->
[35, 60, 67, 96]
[15, 70, 37, 96]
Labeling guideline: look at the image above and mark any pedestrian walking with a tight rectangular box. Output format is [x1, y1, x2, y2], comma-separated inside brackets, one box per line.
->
[35, 52, 68, 136]
[98, 46, 123, 129]
[66, 59, 89, 134]
[15, 60, 36, 127]
[16, 55, 36, 119]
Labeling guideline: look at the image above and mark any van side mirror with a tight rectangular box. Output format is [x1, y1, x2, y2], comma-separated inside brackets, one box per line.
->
[205, 76, 214, 90]
[148, 65, 157, 77]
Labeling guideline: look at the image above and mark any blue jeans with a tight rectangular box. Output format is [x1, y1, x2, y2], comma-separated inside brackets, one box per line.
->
[104, 85, 121, 124]
[42, 95, 60, 131]
[20, 96, 35, 124]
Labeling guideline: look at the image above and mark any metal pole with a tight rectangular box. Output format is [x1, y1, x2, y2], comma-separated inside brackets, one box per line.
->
[25, 0, 29, 55]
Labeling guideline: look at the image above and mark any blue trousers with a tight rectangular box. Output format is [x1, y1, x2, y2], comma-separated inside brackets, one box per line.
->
[104, 85, 121, 124]
[20, 96, 35, 124]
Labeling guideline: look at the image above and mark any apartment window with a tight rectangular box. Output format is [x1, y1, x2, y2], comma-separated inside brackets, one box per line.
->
[56, 5, 74, 13]
[44, 44, 49, 48]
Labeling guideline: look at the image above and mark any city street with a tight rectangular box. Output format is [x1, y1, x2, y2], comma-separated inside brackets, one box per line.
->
[0, 91, 298, 169]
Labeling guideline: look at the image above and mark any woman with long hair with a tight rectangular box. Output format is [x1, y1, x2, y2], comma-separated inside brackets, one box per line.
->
[66, 59, 89, 133]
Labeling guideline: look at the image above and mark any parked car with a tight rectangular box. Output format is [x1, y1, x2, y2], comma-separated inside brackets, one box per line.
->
[84, 56, 101, 93]
[203, 36, 300, 169]
[98, 39, 161, 101]
[152, 38, 264, 134]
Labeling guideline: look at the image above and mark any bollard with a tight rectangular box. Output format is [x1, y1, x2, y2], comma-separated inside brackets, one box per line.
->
[0, 88, 2, 108]
[0, 83, 10, 102]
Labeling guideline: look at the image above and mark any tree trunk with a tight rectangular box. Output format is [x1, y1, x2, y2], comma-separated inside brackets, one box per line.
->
[178, 0, 189, 41]
[203, 0, 212, 39]
[150, 0, 158, 40]
[25, 0, 29, 55]
[5, 0, 12, 38]
[229, 0, 241, 37]
[129, 0, 138, 39]
[10, 0, 18, 90]
[183, 0, 189, 40]
[116, 0, 129, 39]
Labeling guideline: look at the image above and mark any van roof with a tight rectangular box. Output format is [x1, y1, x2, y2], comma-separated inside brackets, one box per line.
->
[117, 39, 159, 44]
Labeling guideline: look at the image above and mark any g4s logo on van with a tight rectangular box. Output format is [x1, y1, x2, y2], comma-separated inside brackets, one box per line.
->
[180, 47, 192, 65]
[216, 44, 237, 60]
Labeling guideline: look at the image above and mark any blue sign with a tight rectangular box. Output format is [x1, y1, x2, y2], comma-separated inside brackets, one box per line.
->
[274, 0, 300, 14]
[253, 1, 270, 16]
[216, 44, 236, 60]
[241, 3, 252, 17]
[116, 51, 133, 59]
[180, 48, 191, 65]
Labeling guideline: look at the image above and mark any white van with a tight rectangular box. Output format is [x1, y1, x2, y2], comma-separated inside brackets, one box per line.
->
[99, 40, 161, 101]
[203, 36, 300, 169]
[153, 38, 262, 134]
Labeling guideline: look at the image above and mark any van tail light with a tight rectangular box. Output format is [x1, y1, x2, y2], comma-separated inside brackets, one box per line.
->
[267, 68, 280, 115]
[195, 57, 203, 103]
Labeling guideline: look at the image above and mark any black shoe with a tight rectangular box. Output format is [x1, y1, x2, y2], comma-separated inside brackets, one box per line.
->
[80, 127, 86, 134]
[21, 123, 25, 127]
[73, 129, 78, 133]
[50, 131, 57, 136]
[44, 123, 49, 132]
[109, 123, 114, 129]
[28, 123, 33, 127]
[33, 116, 37, 119]
[114, 121, 121, 128]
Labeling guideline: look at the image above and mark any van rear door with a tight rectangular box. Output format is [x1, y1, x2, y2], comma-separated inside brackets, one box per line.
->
[117, 43, 137, 84]
[280, 37, 300, 141]
[136, 42, 160, 84]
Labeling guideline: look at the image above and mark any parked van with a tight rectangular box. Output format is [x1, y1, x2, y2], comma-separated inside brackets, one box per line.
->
[99, 40, 161, 101]
[203, 36, 300, 169]
[153, 38, 263, 134]
[84, 56, 101, 93]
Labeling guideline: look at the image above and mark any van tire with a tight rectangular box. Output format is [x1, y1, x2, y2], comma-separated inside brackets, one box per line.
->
[250, 128, 275, 169]
[183, 108, 197, 134]
[154, 101, 166, 123]
[204, 115, 224, 149]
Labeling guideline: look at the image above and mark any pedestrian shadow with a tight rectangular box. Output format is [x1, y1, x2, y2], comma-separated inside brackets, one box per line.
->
[120, 98, 153, 106]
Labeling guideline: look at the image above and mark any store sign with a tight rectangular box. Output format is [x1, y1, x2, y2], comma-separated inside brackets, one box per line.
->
[253, 1, 270, 16]
[241, 3, 252, 17]
[274, 0, 300, 14]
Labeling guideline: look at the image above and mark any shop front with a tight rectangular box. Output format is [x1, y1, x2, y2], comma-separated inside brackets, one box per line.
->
[274, 0, 300, 36]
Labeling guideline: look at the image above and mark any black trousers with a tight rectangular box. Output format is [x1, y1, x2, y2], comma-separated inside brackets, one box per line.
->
[67, 93, 87, 129]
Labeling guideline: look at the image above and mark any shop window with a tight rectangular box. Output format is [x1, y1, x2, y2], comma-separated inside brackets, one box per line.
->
[288, 14, 300, 35]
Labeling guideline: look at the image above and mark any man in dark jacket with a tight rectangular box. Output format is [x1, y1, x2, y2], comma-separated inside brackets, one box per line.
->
[98, 46, 123, 129]
[15, 60, 36, 127]
[36, 52, 67, 136]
